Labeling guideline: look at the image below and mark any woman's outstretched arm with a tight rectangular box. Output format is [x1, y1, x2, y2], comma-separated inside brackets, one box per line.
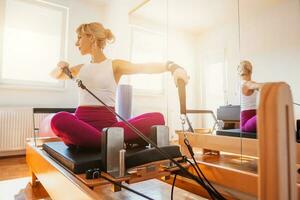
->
[113, 59, 189, 86]
[113, 59, 170, 74]
[242, 81, 264, 96]
[244, 81, 264, 90]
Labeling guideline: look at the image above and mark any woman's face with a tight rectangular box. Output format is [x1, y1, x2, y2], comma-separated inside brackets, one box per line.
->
[238, 65, 252, 77]
[75, 33, 93, 55]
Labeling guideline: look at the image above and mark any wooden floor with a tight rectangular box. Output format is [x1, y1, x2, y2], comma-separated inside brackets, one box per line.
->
[0, 156, 50, 200]
[0, 156, 30, 181]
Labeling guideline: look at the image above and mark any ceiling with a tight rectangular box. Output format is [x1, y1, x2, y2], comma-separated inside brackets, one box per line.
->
[131, 0, 239, 34]
[89, 0, 238, 34]
[90, 0, 285, 34]
[91, 0, 145, 8]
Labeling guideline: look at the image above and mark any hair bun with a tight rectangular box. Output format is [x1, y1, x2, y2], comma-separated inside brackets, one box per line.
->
[105, 29, 115, 43]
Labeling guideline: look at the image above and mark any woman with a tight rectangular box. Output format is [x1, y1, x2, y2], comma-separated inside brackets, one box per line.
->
[50, 22, 189, 148]
[239, 60, 263, 133]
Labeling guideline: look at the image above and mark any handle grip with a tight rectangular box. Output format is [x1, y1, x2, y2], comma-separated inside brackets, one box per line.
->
[62, 67, 73, 79]
[177, 79, 186, 115]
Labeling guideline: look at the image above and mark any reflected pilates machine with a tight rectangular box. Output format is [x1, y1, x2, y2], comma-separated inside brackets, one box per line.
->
[175, 82, 298, 200]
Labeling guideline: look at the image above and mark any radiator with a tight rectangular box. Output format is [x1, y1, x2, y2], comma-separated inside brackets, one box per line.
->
[0, 107, 34, 152]
[34, 113, 50, 131]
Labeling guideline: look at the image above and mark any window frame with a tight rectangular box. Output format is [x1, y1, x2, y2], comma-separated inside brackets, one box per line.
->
[0, 0, 69, 91]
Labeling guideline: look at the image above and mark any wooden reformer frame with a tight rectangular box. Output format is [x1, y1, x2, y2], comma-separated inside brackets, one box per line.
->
[26, 134, 192, 199]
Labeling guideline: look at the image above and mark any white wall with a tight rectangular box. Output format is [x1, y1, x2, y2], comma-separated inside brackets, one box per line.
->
[239, 0, 300, 118]
[0, 0, 106, 108]
[104, 0, 131, 60]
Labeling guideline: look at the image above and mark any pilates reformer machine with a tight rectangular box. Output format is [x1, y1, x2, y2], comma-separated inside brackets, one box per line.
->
[175, 82, 298, 199]
[26, 70, 226, 199]
[27, 126, 188, 199]
[26, 65, 299, 199]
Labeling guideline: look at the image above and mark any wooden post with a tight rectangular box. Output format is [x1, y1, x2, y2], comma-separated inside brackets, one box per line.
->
[31, 171, 38, 187]
[112, 183, 121, 192]
[258, 83, 297, 200]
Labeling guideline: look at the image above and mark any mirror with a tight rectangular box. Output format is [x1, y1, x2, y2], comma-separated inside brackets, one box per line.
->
[129, 0, 240, 138]
[239, 0, 300, 118]
[130, 0, 300, 174]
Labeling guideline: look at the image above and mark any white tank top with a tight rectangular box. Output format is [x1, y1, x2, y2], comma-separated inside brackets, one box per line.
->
[78, 59, 117, 107]
[241, 81, 257, 111]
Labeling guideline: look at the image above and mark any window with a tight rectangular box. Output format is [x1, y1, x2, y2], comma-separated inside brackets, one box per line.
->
[129, 26, 166, 93]
[0, 0, 68, 89]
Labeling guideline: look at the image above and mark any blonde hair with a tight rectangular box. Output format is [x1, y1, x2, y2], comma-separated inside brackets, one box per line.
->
[76, 22, 115, 49]
[238, 60, 253, 76]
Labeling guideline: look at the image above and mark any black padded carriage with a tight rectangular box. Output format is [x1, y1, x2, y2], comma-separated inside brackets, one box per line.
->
[43, 142, 102, 174]
[43, 142, 182, 174]
[216, 129, 257, 139]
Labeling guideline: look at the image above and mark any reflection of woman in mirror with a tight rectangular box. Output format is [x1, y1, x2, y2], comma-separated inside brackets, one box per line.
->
[50, 22, 189, 149]
[238, 60, 263, 133]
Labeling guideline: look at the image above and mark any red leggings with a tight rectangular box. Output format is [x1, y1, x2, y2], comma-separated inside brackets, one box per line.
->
[50, 106, 165, 148]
